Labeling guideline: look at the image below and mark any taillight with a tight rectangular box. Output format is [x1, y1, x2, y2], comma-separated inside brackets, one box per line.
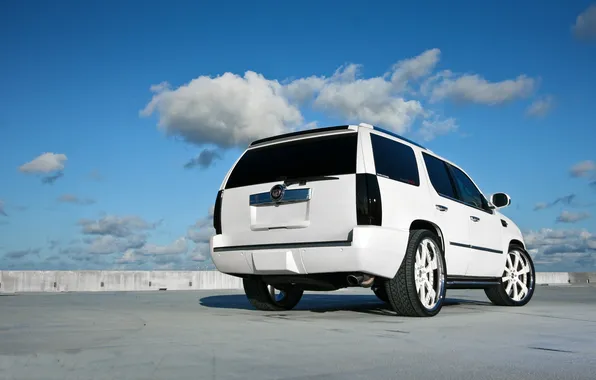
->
[356, 174, 382, 226]
[213, 190, 223, 234]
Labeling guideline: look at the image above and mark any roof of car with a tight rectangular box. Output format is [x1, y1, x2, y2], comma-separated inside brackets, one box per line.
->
[249, 123, 429, 151]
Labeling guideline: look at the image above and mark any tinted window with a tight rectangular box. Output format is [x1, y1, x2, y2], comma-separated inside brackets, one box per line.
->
[370, 133, 419, 186]
[422, 153, 456, 198]
[448, 165, 491, 211]
[225, 133, 358, 189]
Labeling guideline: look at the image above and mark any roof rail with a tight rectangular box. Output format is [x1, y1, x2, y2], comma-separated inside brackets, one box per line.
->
[249, 125, 351, 147]
[370, 125, 427, 150]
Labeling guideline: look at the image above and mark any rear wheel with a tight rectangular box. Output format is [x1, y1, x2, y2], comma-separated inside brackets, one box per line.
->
[385, 229, 447, 317]
[372, 284, 389, 303]
[484, 245, 535, 306]
[243, 276, 304, 311]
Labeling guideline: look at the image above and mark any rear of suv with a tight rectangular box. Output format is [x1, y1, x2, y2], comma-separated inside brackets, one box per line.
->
[210, 123, 536, 317]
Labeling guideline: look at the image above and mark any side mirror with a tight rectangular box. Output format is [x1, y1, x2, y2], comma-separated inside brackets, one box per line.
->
[490, 192, 511, 209]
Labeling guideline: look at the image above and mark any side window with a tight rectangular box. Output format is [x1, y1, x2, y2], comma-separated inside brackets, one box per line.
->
[448, 165, 490, 211]
[422, 153, 457, 199]
[370, 133, 419, 186]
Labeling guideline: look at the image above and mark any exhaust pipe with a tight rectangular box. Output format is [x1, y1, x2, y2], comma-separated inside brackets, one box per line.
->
[346, 273, 375, 288]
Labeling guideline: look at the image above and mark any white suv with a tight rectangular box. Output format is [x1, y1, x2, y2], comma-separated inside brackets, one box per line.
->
[210, 123, 535, 317]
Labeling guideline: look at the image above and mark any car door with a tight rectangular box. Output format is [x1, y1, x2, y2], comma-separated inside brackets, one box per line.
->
[447, 164, 504, 277]
[421, 152, 472, 276]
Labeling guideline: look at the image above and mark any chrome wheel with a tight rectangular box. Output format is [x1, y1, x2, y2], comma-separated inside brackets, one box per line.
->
[502, 249, 532, 302]
[414, 238, 444, 310]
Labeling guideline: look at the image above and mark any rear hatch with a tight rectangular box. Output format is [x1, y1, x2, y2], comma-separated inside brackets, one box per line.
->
[216, 128, 361, 248]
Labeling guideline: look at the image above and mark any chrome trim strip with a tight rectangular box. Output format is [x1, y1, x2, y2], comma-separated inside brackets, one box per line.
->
[250, 188, 312, 206]
[450, 241, 503, 254]
[213, 239, 351, 252]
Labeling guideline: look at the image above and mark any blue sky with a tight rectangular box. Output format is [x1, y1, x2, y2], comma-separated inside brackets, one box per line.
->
[1, 0, 596, 271]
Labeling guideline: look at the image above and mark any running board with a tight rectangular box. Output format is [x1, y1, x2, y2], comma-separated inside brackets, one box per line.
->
[446, 276, 500, 289]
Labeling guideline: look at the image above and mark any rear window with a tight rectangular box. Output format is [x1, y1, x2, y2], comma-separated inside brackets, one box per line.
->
[370, 133, 419, 186]
[224, 133, 358, 189]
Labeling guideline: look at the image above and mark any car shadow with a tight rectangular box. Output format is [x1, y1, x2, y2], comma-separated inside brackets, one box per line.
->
[199, 293, 493, 316]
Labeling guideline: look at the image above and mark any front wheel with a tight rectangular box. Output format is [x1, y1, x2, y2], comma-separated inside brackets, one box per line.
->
[384, 229, 447, 317]
[484, 246, 535, 306]
[243, 276, 304, 311]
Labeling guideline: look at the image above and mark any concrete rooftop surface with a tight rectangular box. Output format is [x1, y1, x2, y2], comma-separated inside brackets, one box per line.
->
[1, 286, 595, 380]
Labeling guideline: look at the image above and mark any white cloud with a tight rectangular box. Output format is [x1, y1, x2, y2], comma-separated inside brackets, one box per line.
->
[117, 249, 140, 264]
[429, 72, 536, 105]
[524, 228, 596, 270]
[141, 48, 539, 146]
[84, 235, 146, 255]
[556, 210, 591, 223]
[19, 153, 67, 173]
[311, 68, 424, 134]
[138, 237, 188, 255]
[190, 243, 209, 262]
[572, 4, 596, 40]
[526, 95, 554, 117]
[418, 116, 458, 141]
[140, 71, 304, 148]
[390, 48, 441, 91]
[570, 160, 596, 178]
[78, 215, 157, 237]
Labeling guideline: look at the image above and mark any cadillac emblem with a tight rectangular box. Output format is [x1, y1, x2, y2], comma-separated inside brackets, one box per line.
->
[270, 184, 286, 202]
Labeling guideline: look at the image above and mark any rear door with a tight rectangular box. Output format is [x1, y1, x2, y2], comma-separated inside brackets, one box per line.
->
[421, 152, 472, 276]
[218, 128, 361, 248]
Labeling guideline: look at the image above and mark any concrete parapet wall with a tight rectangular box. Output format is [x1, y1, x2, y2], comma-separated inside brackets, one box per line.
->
[0, 270, 592, 293]
[0, 270, 243, 293]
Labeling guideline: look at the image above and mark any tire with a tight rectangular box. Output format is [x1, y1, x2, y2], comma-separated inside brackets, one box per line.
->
[484, 245, 535, 306]
[243, 276, 304, 311]
[384, 229, 447, 317]
[372, 285, 389, 303]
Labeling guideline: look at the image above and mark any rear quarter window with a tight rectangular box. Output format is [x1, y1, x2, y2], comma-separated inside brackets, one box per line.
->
[225, 133, 359, 189]
[370, 133, 419, 186]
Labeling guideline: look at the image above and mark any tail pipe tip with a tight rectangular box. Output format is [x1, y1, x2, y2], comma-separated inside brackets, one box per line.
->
[347, 274, 375, 288]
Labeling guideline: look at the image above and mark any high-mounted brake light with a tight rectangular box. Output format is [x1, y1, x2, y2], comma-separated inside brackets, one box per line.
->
[213, 190, 223, 234]
[355, 174, 382, 226]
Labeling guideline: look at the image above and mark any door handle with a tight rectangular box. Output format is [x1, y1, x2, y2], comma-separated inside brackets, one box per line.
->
[470, 216, 480, 222]
[436, 205, 448, 212]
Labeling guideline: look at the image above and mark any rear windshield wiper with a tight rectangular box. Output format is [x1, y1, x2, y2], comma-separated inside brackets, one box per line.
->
[276, 175, 340, 187]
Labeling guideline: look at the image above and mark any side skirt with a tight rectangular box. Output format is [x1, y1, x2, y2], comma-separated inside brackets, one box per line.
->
[446, 275, 500, 289]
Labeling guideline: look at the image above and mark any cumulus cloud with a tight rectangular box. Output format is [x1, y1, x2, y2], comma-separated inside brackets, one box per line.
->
[525, 228, 596, 270]
[390, 48, 441, 91]
[526, 95, 554, 117]
[58, 194, 96, 205]
[19, 153, 67, 173]
[428, 72, 536, 105]
[140, 71, 303, 148]
[190, 244, 209, 262]
[572, 4, 596, 40]
[184, 148, 223, 170]
[84, 235, 146, 255]
[137, 237, 188, 256]
[417, 116, 458, 141]
[570, 160, 596, 178]
[78, 215, 158, 237]
[141, 48, 538, 146]
[556, 210, 591, 223]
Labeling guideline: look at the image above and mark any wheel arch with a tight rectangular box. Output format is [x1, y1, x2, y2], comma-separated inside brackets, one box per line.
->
[409, 219, 445, 253]
[509, 239, 525, 250]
